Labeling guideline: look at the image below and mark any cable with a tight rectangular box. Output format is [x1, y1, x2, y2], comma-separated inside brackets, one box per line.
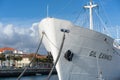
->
[44, 33, 59, 51]
[98, 0, 112, 27]
[97, 0, 114, 37]
[104, 38, 120, 57]
[53, 0, 73, 17]
[16, 33, 44, 80]
[94, 10, 111, 36]
[46, 30, 67, 80]
[73, 7, 85, 24]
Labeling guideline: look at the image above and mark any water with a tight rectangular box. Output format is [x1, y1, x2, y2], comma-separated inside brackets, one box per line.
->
[0, 75, 58, 80]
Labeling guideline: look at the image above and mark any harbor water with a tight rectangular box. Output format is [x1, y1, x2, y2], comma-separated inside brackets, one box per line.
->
[0, 75, 58, 80]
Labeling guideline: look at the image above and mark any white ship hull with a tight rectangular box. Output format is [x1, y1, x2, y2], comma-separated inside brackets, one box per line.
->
[39, 18, 120, 80]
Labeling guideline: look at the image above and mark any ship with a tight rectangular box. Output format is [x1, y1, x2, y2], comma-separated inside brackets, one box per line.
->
[38, 0, 120, 80]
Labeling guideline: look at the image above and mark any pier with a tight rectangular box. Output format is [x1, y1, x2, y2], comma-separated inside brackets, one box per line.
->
[0, 67, 57, 77]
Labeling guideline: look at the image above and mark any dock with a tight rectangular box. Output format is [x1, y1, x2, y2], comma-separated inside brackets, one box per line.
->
[0, 68, 57, 77]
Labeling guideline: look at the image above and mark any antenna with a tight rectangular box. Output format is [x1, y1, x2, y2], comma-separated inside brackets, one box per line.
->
[47, 4, 49, 17]
[84, 0, 97, 30]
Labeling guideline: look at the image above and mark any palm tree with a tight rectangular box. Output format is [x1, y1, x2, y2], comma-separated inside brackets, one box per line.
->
[6, 54, 15, 67]
[6, 55, 11, 67]
[0, 54, 6, 67]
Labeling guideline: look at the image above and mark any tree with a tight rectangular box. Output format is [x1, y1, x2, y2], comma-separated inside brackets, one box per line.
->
[14, 56, 22, 67]
[46, 54, 53, 63]
[0, 54, 6, 67]
[6, 54, 15, 67]
[6, 55, 11, 67]
[28, 54, 38, 66]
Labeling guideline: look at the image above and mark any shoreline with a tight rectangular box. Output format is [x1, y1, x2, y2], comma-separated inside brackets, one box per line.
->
[0, 68, 57, 77]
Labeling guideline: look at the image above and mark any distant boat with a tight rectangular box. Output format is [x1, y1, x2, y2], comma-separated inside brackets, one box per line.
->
[39, 0, 120, 80]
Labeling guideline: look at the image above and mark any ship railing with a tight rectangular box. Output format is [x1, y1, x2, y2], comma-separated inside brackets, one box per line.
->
[113, 39, 120, 49]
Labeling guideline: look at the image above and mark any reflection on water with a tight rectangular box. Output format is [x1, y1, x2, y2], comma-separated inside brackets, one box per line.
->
[0, 75, 58, 80]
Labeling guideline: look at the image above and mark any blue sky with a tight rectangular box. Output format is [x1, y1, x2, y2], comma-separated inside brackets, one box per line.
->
[0, 0, 119, 25]
[0, 0, 119, 53]
[0, 0, 119, 26]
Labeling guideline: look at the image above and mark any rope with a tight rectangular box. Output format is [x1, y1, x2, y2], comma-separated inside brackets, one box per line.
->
[16, 33, 44, 80]
[46, 32, 66, 80]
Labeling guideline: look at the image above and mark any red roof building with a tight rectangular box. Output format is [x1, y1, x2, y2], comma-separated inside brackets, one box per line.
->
[0, 47, 15, 54]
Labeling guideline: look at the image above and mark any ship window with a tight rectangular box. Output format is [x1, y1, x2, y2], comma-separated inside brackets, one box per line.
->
[113, 39, 120, 49]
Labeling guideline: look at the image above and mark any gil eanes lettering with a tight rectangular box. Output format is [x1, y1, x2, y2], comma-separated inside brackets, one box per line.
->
[89, 51, 112, 61]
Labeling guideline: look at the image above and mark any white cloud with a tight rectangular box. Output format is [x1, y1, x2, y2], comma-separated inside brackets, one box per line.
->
[3, 24, 14, 37]
[0, 22, 46, 54]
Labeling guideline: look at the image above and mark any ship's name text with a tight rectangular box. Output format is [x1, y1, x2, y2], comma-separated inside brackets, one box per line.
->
[89, 51, 112, 61]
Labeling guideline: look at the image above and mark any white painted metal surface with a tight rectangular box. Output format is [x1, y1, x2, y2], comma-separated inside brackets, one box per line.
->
[39, 18, 120, 80]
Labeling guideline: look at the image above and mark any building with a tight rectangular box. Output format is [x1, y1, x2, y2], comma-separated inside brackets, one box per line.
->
[0, 47, 15, 54]
[0, 47, 23, 67]
[0, 47, 53, 68]
[17, 53, 49, 68]
[17, 54, 30, 67]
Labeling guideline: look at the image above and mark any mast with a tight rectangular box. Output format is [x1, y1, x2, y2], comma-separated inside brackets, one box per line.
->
[84, 0, 97, 30]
